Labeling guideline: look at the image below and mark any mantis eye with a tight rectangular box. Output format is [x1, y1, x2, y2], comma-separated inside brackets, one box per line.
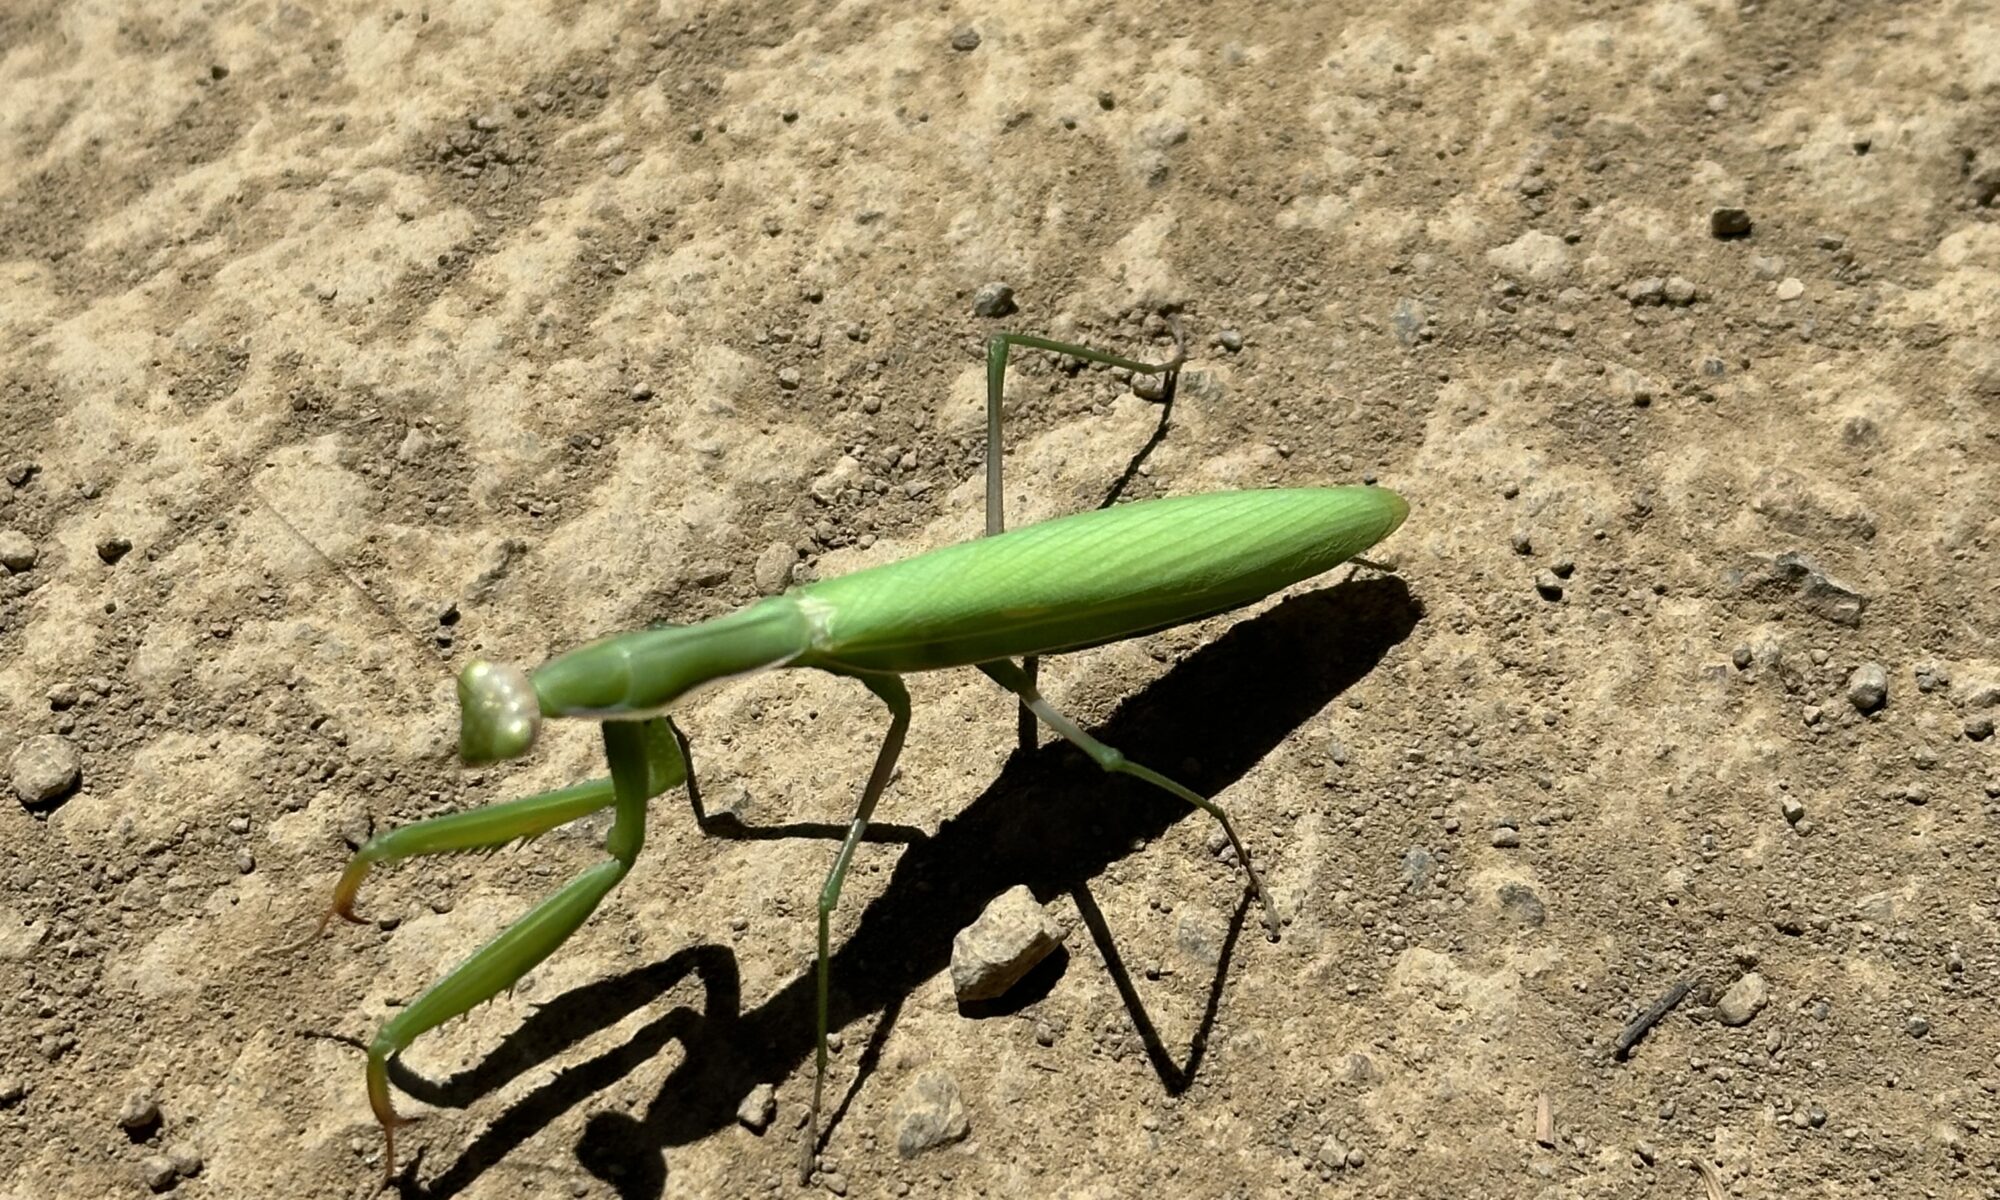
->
[457, 660, 541, 765]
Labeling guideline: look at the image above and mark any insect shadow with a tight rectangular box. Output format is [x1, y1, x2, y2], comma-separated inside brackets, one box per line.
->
[389, 574, 1419, 1198]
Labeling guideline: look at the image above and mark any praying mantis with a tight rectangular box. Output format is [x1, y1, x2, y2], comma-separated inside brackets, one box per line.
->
[298, 325, 1410, 1182]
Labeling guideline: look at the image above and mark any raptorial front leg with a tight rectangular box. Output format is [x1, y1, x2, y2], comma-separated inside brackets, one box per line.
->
[801, 674, 912, 1184]
[981, 328, 1186, 752]
[978, 658, 1281, 941]
[306, 717, 686, 930]
[350, 718, 672, 1176]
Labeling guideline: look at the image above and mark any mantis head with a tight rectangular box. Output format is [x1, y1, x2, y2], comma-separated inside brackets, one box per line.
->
[457, 660, 543, 765]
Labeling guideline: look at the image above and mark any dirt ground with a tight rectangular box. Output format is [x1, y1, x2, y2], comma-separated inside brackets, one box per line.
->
[2, 0, 1997, 1197]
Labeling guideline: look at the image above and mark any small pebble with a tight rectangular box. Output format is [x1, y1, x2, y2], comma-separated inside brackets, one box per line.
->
[1709, 206, 1753, 238]
[1625, 277, 1666, 306]
[1781, 797, 1806, 826]
[140, 1155, 178, 1193]
[776, 366, 802, 391]
[1490, 826, 1521, 849]
[1534, 570, 1564, 601]
[11, 734, 81, 808]
[0, 529, 36, 572]
[1731, 644, 1753, 669]
[0, 1077, 24, 1107]
[1716, 972, 1769, 1026]
[119, 1091, 162, 1132]
[1510, 531, 1533, 556]
[949, 25, 981, 51]
[96, 534, 133, 564]
[1776, 277, 1805, 301]
[737, 1083, 776, 1132]
[1663, 276, 1697, 305]
[753, 542, 796, 595]
[950, 885, 1062, 1001]
[1905, 1015, 1930, 1038]
[1966, 714, 1995, 741]
[971, 281, 1016, 317]
[1847, 663, 1887, 713]
[1216, 329, 1244, 352]
[166, 1144, 202, 1177]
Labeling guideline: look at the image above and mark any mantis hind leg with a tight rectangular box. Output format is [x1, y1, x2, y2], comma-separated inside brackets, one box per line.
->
[981, 327, 1187, 751]
[977, 657, 1281, 942]
[346, 719, 673, 1177]
[802, 674, 912, 1184]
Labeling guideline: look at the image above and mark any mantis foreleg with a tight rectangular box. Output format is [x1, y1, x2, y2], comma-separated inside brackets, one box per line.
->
[981, 328, 1186, 752]
[977, 657, 1281, 942]
[802, 673, 912, 1183]
[350, 718, 675, 1176]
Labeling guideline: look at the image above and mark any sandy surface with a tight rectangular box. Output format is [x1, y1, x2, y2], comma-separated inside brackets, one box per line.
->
[2, 1, 1997, 1197]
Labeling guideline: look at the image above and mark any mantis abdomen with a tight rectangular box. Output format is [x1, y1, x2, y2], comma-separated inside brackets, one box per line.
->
[797, 486, 1409, 673]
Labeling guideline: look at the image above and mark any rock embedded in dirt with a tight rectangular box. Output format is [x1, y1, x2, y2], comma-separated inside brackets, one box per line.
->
[1710, 206, 1753, 238]
[951, 884, 1062, 1002]
[118, 1090, 162, 1133]
[0, 529, 35, 572]
[1499, 882, 1545, 927]
[10, 735, 81, 809]
[1716, 972, 1769, 1026]
[890, 1068, 969, 1157]
[971, 281, 1015, 317]
[1847, 663, 1888, 713]
[96, 534, 133, 564]
[949, 25, 981, 51]
[1725, 552, 1869, 626]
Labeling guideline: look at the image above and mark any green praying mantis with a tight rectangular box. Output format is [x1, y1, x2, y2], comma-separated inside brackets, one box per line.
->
[297, 325, 1410, 1182]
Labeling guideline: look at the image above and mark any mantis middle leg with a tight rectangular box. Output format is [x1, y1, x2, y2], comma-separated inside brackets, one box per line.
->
[801, 673, 912, 1183]
[977, 657, 1281, 942]
[982, 328, 1186, 751]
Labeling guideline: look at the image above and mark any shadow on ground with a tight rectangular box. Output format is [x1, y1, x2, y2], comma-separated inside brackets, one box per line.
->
[389, 575, 1420, 1197]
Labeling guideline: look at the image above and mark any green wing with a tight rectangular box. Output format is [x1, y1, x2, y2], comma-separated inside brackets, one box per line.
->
[795, 487, 1407, 673]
